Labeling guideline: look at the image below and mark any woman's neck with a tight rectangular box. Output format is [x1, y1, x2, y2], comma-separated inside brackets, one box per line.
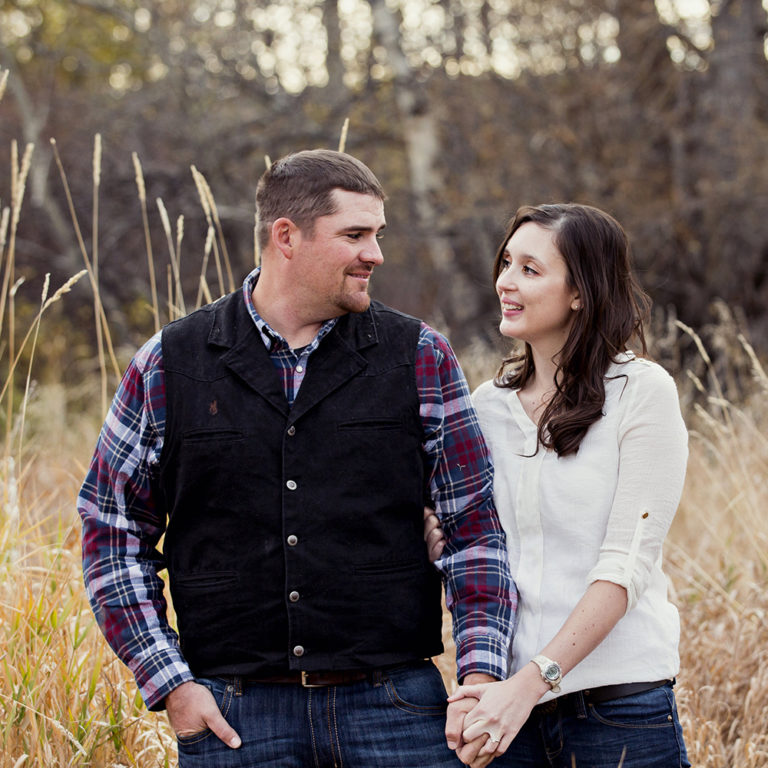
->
[518, 347, 561, 424]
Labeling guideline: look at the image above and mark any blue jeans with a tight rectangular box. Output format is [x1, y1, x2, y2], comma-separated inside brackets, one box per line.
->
[493, 683, 690, 768]
[176, 660, 463, 767]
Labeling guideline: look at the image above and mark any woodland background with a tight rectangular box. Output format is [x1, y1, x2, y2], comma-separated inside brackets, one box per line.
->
[1, 0, 767, 380]
[1, 1, 768, 766]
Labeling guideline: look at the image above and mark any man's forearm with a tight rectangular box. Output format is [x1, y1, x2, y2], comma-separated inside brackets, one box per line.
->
[438, 533, 517, 682]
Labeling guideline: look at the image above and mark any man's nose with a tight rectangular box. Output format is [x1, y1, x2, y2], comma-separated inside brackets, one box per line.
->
[361, 238, 384, 265]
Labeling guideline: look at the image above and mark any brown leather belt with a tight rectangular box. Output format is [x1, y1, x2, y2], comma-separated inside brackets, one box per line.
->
[534, 679, 671, 715]
[244, 670, 372, 688]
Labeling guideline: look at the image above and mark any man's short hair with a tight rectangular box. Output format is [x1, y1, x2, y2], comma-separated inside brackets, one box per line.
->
[255, 149, 385, 251]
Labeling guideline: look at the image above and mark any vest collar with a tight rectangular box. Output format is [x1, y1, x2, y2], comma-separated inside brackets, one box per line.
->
[207, 291, 381, 354]
[206, 292, 382, 418]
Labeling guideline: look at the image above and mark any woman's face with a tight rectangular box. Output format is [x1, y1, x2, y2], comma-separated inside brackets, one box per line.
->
[495, 221, 580, 356]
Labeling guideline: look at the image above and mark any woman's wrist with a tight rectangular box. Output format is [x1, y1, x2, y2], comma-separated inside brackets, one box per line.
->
[510, 661, 554, 701]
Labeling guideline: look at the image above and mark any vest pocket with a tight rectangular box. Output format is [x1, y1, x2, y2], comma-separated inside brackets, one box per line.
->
[338, 417, 403, 431]
[354, 559, 423, 575]
[182, 428, 243, 443]
[346, 557, 442, 655]
[171, 572, 241, 619]
[172, 570, 239, 589]
[170, 572, 245, 666]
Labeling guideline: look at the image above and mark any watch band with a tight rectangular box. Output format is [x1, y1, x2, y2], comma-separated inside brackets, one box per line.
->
[531, 654, 563, 693]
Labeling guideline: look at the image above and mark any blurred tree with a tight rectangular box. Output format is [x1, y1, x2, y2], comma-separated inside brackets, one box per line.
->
[657, 0, 768, 333]
[0, 0, 766, 367]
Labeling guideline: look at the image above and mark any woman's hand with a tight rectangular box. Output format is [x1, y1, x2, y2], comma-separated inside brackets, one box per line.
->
[423, 505, 446, 562]
[448, 580, 629, 766]
[448, 664, 547, 764]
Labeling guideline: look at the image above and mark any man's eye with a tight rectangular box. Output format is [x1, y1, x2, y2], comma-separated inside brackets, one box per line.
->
[347, 233, 362, 240]
[376, 232, 384, 241]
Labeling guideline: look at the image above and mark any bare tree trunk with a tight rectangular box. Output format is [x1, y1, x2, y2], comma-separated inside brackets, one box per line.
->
[369, 0, 467, 324]
[368, 6, 441, 243]
[708, 0, 766, 121]
[702, 0, 768, 180]
[323, 0, 346, 98]
[693, 0, 768, 324]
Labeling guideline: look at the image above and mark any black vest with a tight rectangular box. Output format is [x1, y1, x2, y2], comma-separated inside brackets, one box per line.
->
[154, 291, 443, 676]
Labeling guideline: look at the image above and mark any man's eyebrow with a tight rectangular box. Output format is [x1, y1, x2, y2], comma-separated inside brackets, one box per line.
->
[338, 223, 387, 233]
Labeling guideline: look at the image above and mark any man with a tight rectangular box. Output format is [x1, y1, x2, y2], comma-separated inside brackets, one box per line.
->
[78, 149, 516, 766]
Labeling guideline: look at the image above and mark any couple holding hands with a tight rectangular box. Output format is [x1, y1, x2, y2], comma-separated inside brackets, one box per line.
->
[78, 149, 689, 767]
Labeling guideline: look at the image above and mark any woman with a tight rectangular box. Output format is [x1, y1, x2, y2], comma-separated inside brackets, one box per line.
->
[443, 204, 690, 767]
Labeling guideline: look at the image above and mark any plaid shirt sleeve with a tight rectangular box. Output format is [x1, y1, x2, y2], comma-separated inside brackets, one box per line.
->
[77, 333, 194, 711]
[416, 323, 517, 682]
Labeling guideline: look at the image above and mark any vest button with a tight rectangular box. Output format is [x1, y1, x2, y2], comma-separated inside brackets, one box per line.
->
[293, 645, 305, 657]
[289, 590, 300, 602]
[287, 425, 296, 436]
[286, 480, 297, 490]
[287, 534, 298, 546]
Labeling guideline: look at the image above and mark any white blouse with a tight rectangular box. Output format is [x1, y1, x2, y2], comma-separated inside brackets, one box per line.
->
[472, 354, 688, 698]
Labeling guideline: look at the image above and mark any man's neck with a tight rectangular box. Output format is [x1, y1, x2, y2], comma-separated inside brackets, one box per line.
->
[251, 280, 324, 350]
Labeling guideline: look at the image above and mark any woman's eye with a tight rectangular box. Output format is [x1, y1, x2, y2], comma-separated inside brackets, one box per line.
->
[522, 265, 538, 275]
[500, 258, 511, 271]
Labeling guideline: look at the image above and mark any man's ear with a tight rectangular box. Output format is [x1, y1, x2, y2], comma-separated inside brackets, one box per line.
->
[271, 217, 299, 258]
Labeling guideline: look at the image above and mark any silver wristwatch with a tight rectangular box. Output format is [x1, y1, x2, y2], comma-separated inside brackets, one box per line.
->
[531, 654, 562, 692]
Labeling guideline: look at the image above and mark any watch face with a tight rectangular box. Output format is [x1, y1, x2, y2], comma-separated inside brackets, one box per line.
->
[544, 663, 561, 681]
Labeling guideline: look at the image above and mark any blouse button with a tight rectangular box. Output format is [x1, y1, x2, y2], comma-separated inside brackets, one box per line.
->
[287, 425, 296, 436]
[286, 480, 297, 490]
[289, 591, 300, 602]
[287, 534, 298, 546]
[293, 645, 305, 657]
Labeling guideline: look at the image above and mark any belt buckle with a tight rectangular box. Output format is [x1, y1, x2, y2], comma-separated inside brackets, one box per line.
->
[301, 671, 325, 688]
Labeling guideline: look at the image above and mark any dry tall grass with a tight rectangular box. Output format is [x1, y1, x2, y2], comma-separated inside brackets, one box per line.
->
[667, 326, 768, 767]
[439, 327, 768, 767]
[1, 73, 766, 764]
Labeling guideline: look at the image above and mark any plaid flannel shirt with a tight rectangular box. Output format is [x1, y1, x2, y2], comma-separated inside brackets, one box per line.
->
[78, 269, 516, 710]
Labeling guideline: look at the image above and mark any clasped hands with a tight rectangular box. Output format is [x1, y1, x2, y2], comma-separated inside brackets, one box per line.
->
[445, 673, 506, 768]
[445, 672, 538, 768]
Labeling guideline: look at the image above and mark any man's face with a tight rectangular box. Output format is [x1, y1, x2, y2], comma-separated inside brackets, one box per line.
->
[292, 189, 386, 320]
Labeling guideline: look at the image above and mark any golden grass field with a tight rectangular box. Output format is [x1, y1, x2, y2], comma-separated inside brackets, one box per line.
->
[1, 69, 767, 767]
[1, 322, 766, 768]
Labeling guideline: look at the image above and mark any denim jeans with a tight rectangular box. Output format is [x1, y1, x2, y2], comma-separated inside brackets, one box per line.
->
[176, 660, 463, 767]
[493, 682, 690, 768]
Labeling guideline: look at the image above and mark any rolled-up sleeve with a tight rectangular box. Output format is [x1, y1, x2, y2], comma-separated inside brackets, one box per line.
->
[587, 363, 688, 611]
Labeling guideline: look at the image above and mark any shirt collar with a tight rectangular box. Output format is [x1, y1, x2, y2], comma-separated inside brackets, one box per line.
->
[241, 267, 338, 352]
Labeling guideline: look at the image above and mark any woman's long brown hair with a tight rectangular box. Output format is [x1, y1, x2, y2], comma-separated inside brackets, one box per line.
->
[493, 204, 651, 456]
